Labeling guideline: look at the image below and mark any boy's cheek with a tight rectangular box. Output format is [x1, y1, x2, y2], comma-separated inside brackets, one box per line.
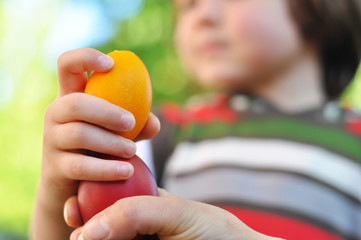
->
[226, 10, 302, 74]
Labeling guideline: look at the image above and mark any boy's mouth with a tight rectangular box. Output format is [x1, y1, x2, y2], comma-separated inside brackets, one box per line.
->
[195, 34, 228, 58]
[197, 39, 228, 58]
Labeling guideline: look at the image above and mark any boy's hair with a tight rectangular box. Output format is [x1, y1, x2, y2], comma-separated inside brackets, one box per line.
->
[288, 0, 361, 99]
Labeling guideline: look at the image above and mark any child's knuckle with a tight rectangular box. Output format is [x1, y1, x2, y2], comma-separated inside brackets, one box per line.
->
[102, 107, 119, 127]
[43, 104, 53, 120]
[112, 139, 126, 155]
[64, 93, 84, 113]
[69, 158, 86, 179]
[65, 123, 87, 144]
[57, 51, 68, 67]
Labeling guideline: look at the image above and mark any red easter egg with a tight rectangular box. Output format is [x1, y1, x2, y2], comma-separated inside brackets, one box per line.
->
[78, 154, 159, 239]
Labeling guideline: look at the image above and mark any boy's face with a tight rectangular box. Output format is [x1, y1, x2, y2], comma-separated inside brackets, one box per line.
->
[174, 0, 305, 92]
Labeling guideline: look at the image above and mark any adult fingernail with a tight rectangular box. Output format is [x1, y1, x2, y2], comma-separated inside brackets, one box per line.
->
[121, 113, 135, 131]
[77, 234, 85, 240]
[98, 55, 114, 69]
[82, 218, 110, 240]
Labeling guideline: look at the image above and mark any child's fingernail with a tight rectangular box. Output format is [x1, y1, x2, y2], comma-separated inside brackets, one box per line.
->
[97, 55, 114, 69]
[121, 113, 135, 131]
[83, 218, 110, 240]
[118, 162, 134, 178]
[63, 205, 69, 225]
[125, 141, 137, 157]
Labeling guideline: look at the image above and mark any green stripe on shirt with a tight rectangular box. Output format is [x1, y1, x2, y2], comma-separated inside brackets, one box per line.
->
[174, 117, 361, 162]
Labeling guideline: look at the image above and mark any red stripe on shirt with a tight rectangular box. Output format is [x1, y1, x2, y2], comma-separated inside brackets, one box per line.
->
[220, 206, 343, 240]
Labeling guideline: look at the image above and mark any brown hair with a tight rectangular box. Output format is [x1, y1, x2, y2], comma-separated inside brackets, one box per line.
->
[288, 0, 361, 99]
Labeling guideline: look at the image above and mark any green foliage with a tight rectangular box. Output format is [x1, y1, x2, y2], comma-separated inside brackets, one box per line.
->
[0, 0, 59, 236]
[0, 73, 58, 237]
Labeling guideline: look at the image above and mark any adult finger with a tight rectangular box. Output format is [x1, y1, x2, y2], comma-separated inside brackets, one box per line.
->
[70, 227, 83, 240]
[157, 188, 172, 197]
[69, 189, 168, 239]
[80, 195, 240, 240]
[57, 48, 114, 96]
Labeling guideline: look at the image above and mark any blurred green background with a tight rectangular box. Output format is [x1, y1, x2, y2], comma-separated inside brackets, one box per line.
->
[0, 0, 360, 238]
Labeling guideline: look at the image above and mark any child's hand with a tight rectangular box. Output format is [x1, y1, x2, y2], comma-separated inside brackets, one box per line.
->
[32, 48, 160, 240]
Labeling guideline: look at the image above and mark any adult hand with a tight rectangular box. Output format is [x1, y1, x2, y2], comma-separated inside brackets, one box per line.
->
[66, 189, 281, 240]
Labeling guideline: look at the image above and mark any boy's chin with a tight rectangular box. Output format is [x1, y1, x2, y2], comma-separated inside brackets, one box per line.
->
[195, 64, 255, 91]
[197, 74, 255, 93]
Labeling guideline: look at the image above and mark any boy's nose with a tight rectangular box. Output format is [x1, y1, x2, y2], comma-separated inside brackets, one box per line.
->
[196, 0, 222, 26]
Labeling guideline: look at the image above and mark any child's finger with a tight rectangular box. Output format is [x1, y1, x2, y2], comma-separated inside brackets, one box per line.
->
[52, 121, 136, 158]
[57, 152, 134, 181]
[64, 196, 83, 228]
[57, 48, 114, 97]
[134, 113, 161, 141]
[47, 93, 135, 133]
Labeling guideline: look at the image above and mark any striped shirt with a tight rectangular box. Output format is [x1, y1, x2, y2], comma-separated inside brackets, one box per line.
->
[152, 94, 361, 240]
